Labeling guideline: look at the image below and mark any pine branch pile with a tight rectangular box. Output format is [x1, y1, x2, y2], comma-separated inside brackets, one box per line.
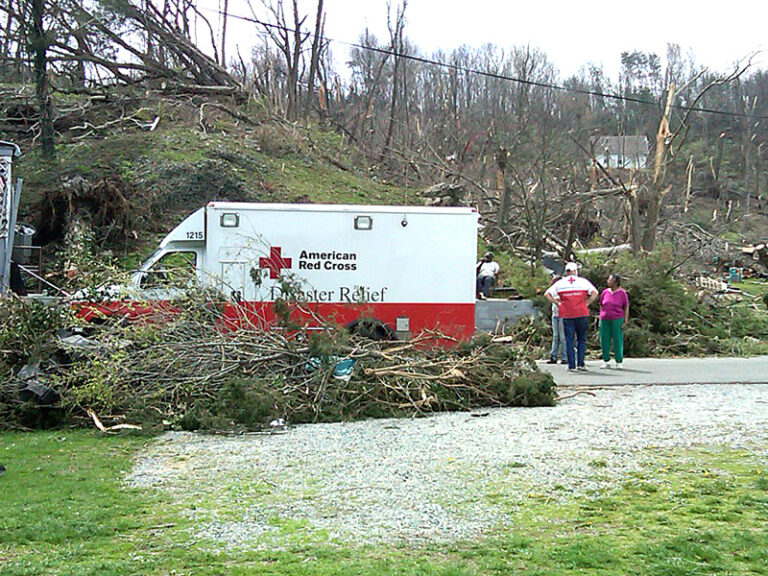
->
[0, 295, 554, 431]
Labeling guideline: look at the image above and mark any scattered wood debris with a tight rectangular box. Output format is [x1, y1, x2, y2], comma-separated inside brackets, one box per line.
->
[2, 297, 554, 430]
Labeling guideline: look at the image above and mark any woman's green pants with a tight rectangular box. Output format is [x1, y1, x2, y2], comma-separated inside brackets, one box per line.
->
[599, 318, 624, 363]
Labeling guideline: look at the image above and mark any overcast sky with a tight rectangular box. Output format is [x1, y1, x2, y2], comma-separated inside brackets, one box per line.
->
[213, 0, 766, 80]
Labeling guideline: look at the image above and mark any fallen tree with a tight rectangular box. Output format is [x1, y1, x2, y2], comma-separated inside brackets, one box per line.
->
[0, 293, 554, 431]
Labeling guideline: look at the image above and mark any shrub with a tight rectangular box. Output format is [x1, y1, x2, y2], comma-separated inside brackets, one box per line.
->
[577, 249, 768, 356]
[180, 378, 282, 431]
[139, 159, 252, 216]
[622, 324, 654, 357]
[507, 371, 557, 407]
[0, 296, 69, 370]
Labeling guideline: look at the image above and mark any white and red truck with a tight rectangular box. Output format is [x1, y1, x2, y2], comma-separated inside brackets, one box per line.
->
[79, 202, 480, 340]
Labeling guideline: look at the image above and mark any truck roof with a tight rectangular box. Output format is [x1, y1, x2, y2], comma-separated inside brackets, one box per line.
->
[206, 202, 477, 215]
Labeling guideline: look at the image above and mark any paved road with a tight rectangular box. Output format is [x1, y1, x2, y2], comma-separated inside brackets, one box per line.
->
[538, 356, 768, 387]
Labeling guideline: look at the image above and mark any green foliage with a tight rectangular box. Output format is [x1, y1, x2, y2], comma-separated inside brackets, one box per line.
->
[478, 243, 550, 299]
[484, 368, 556, 408]
[271, 273, 314, 329]
[180, 377, 282, 431]
[505, 257, 551, 299]
[582, 250, 694, 334]
[0, 297, 69, 369]
[63, 352, 125, 413]
[52, 222, 132, 292]
[0, 285, 553, 431]
[508, 371, 557, 407]
[455, 332, 493, 355]
[711, 304, 768, 339]
[622, 323, 654, 357]
[0, 297, 69, 428]
[580, 249, 768, 356]
[307, 326, 350, 359]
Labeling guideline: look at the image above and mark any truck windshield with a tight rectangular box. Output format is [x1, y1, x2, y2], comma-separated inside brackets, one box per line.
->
[140, 251, 197, 288]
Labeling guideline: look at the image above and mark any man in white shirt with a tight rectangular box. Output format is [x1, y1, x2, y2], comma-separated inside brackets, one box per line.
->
[544, 262, 597, 371]
[476, 252, 500, 299]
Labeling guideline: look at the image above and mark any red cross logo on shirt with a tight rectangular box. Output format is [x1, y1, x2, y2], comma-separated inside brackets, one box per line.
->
[259, 247, 292, 279]
[567, 276, 576, 284]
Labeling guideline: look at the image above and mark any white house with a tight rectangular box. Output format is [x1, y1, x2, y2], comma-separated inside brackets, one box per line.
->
[593, 136, 649, 170]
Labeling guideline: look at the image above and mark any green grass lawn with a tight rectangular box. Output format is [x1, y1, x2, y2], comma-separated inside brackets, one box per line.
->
[731, 278, 768, 300]
[1, 431, 766, 575]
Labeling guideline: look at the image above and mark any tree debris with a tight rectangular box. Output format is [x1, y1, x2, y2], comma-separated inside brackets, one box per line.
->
[1, 294, 555, 430]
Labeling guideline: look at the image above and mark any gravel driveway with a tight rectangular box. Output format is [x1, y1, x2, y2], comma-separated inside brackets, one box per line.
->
[128, 384, 768, 548]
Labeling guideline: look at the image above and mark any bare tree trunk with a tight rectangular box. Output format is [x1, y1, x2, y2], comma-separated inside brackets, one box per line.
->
[2, 2, 15, 78]
[381, 54, 399, 161]
[402, 41, 410, 150]
[711, 133, 726, 212]
[288, 0, 302, 120]
[12, 0, 27, 79]
[626, 191, 642, 252]
[563, 205, 584, 262]
[72, 26, 89, 88]
[220, 0, 229, 66]
[495, 146, 509, 238]
[356, 40, 389, 143]
[743, 96, 757, 216]
[251, 0, 306, 119]
[641, 83, 674, 251]
[745, 141, 752, 216]
[381, 0, 406, 162]
[683, 156, 693, 214]
[303, 0, 324, 117]
[30, 0, 55, 159]
[450, 64, 460, 151]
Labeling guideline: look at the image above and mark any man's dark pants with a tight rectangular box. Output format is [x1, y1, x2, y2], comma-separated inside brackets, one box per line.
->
[562, 316, 588, 369]
[477, 275, 494, 297]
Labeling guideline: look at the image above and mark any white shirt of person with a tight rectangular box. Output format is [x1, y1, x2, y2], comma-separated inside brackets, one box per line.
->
[477, 261, 499, 278]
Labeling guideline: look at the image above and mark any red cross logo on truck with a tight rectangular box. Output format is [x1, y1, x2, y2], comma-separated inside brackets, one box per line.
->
[259, 247, 292, 278]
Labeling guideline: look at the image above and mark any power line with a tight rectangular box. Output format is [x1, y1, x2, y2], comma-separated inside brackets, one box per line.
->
[205, 7, 767, 121]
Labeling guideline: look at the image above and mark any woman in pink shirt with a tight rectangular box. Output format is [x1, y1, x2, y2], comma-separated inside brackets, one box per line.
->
[599, 274, 629, 369]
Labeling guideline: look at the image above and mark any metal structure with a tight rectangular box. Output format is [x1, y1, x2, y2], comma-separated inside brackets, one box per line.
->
[0, 141, 22, 295]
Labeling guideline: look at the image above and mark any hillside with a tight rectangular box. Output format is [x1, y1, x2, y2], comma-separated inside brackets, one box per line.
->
[2, 90, 768, 436]
[3, 87, 766, 311]
[2, 0, 767, 283]
[13, 94, 414, 266]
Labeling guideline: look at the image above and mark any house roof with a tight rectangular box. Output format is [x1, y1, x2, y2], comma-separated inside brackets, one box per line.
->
[593, 136, 649, 158]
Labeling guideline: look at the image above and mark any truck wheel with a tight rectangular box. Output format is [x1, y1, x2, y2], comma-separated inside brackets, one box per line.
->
[346, 317, 396, 341]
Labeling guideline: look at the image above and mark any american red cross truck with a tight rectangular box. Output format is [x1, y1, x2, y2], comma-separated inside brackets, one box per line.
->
[79, 202, 479, 340]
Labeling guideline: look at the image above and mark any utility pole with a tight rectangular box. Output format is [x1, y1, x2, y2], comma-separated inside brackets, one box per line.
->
[0, 141, 22, 295]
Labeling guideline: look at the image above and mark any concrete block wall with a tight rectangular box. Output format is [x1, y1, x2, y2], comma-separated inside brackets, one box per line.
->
[475, 299, 537, 333]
